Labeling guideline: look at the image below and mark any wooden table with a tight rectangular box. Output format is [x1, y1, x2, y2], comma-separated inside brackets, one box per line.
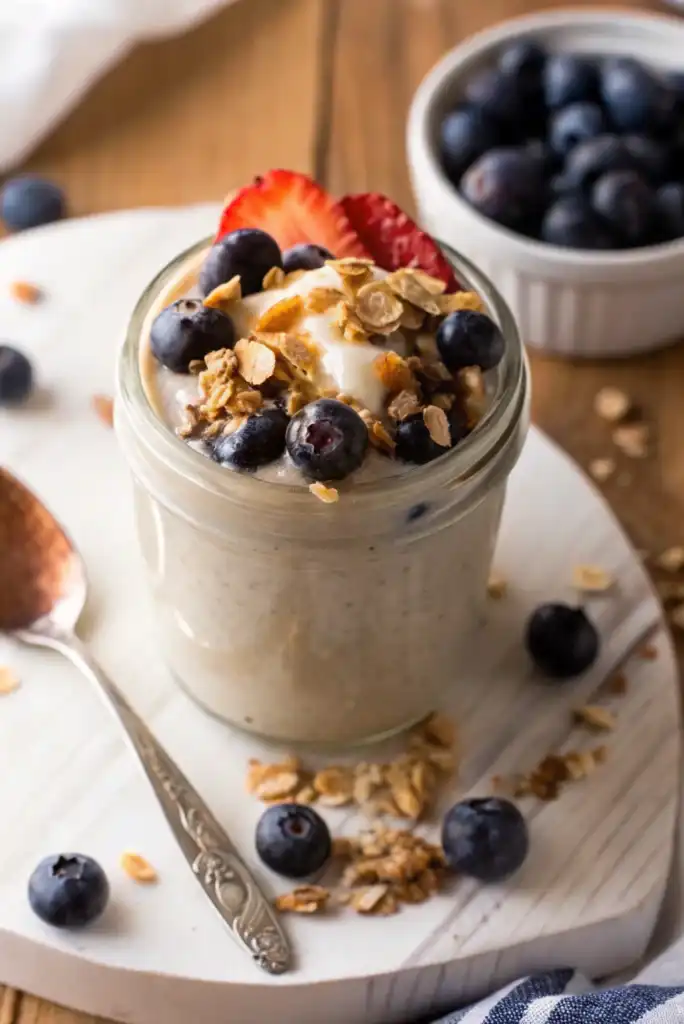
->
[2, 0, 682, 1020]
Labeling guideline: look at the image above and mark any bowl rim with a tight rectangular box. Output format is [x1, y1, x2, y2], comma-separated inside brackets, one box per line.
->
[407, 5, 684, 272]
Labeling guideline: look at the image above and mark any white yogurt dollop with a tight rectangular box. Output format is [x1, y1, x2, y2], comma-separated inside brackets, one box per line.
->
[230, 264, 402, 415]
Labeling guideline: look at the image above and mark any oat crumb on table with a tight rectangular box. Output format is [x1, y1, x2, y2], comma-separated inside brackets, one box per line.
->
[588, 457, 616, 483]
[638, 643, 658, 661]
[487, 572, 508, 599]
[309, 482, 339, 503]
[120, 851, 158, 883]
[594, 386, 630, 423]
[572, 564, 614, 593]
[573, 705, 616, 732]
[9, 279, 42, 304]
[92, 394, 114, 427]
[0, 666, 20, 695]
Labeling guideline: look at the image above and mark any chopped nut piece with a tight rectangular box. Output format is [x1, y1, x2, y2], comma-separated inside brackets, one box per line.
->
[275, 885, 330, 914]
[435, 290, 485, 315]
[262, 266, 285, 290]
[0, 667, 19, 695]
[594, 386, 630, 422]
[313, 767, 354, 807]
[487, 572, 507, 599]
[572, 564, 614, 593]
[350, 884, 396, 915]
[305, 287, 344, 314]
[355, 281, 403, 331]
[92, 394, 114, 428]
[655, 546, 684, 573]
[254, 771, 300, 801]
[334, 301, 369, 343]
[608, 672, 628, 695]
[202, 275, 242, 308]
[234, 338, 276, 386]
[423, 405, 451, 448]
[10, 279, 42, 304]
[613, 423, 649, 458]
[574, 705, 616, 732]
[374, 351, 416, 394]
[293, 784, 316, 805]
[120, 852, 158, 883]
[670, 604, 684, 631]
[255, 295, 304, 333]
[309, 482, 339, 503]
[589, 457, 616, 483]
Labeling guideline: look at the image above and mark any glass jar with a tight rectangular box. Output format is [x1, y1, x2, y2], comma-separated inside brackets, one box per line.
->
[115, 240, 529, 746]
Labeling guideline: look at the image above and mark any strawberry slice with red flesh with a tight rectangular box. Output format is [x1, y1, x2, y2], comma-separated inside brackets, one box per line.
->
[214, 169, 371, 258]
[340, 193, 460, 290]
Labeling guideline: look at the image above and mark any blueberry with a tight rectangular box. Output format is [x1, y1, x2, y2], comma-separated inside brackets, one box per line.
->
[525, 603, 599, 678]
[150, 299, 235, 373]
[439, 107, 500, 184]
[441, 797, 529, 882]
[622, 135, 669, 185]
[436, 309, 505, 372]
[282, 244, 333, 273]
[255, 804, 331, 879]
[549, 102, 606, 157]
[544, 54, 599, 110]
[498, 39, 546, 96]
[395, 408, 468, 466]
[525, 139, 559, 176]
[200, 229, 282, 297]
[460, 147, 546, 233]
[212, 407, 288, 470]
[28, 854, 109, 928]
[601, 57, 675, 134]
[463, 68, 524, 127]
[556, 135, 638, 193]
[655, 183, 684, 241]
[0, 176, 65, 231]
[286, 399, 368, 481]
[407, 501, 430, 523]
[541, 196, 616, 249]
[0, 346, 34, 405]
[591, 170, 657, 247]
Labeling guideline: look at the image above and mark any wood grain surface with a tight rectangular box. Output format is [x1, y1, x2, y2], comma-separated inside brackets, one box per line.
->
[3, 0, 683, 1020]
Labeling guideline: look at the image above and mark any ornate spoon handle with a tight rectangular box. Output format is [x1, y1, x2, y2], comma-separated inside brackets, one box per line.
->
[62, 633, 292, 975]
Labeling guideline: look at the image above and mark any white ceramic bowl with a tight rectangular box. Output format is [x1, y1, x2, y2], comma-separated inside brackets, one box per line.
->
[407, 8, 684, 358]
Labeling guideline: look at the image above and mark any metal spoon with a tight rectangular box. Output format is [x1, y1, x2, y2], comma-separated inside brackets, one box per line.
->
[0, 466, 291, 975]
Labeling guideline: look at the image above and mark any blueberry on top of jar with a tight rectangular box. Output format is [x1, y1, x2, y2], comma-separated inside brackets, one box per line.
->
[200, 228, 283, 297]
[150, 299, 235, 373]
[212, 407, 289, 471]
[286, 399, 368, 481]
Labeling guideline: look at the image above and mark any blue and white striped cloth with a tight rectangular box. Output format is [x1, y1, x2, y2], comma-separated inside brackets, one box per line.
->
[428, 970, 684, 1023]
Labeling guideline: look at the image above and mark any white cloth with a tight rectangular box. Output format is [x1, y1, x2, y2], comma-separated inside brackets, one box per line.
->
[0, 0, 233, 173]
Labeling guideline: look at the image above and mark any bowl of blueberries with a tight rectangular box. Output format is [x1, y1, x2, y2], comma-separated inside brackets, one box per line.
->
[407, 8, 684, 357]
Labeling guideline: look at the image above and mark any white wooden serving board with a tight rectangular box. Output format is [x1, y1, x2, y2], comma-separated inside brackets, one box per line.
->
[0, 207, 679, 1024]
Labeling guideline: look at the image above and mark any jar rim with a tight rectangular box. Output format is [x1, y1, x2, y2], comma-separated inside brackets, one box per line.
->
[116, 236, 528, 512]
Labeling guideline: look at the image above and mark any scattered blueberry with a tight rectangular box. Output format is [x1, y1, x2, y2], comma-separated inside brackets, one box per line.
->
[656, 182, 684, 241]
[0, 176, 65, 231]
[498, 39, 546, 97]
[525, 603, 599, 679]
[549, 102, 606, 157]
[463, 67, 524, 127]
[199, 228, 282, 297]
[436, 309, 505, 372]
[286, 399, 368, 481]
[460, 147, 546, 233]
[541, 196, 616, 249]
[591, 170, 657, 247]
[441, 798, 529, 882]
[544, 54, 599, 110]
[0, 345, 34, 405]
[212, 408, 288, 470]
[255, 804, 331, 878]
[440, 107, 500, 184]
[150, 299, 235, 373]
[395, 408, 468, 466]
[282, 243, 333, 273]
[601, 57, 675, 134]
[28, 854, 109, 928]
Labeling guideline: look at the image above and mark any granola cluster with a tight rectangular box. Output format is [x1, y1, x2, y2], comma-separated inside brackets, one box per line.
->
[179, 260, 488, 489]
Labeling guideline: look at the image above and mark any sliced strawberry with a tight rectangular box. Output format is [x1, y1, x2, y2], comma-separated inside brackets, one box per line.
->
[340, 193, 460, 290]
[215, 169, 370, 259]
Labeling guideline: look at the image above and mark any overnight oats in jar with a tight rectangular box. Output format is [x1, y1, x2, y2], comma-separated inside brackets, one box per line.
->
[115, 170, 529, 745]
